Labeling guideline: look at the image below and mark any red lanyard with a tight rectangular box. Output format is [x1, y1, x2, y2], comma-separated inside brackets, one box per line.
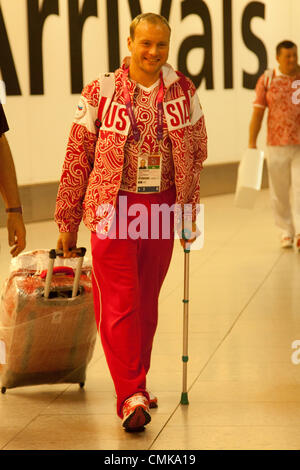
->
[122, 67, 165, 143]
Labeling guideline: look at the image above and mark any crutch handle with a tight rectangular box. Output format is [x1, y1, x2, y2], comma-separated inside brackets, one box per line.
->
[182, 229, 191, 253]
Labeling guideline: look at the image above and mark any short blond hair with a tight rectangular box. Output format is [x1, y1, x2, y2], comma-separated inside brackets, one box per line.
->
[130, 13, 171, 40]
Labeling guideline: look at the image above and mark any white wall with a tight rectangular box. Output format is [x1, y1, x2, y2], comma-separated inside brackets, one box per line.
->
[1, 0, 300, 185]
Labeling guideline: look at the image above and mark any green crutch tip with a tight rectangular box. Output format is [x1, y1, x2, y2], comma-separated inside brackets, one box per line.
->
[180, 392, 189, 405]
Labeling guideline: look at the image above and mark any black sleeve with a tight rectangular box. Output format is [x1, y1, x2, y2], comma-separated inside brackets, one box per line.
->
[0, 103, 9, 136]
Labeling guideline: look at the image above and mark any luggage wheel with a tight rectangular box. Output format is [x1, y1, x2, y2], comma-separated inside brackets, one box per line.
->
[79, 382, 85, 389]
[1, 387, 6, 394]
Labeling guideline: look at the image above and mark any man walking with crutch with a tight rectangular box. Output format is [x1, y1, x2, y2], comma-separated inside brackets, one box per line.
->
[55, 12, 207, 432]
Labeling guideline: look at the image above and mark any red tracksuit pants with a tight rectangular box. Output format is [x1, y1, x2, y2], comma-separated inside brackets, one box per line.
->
[91, 186, 176, 417]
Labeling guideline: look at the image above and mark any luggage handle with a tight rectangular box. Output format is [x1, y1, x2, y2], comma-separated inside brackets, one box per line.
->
[44, 247, 86, 299]
[40, 266, 75, 279]
[49, 248, 86, 259]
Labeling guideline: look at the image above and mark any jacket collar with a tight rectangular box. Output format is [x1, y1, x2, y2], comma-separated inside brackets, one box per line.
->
[114, 56, 179, 100]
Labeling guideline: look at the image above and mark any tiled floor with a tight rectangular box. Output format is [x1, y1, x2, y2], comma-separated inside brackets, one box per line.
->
[1, 189, 300, 450]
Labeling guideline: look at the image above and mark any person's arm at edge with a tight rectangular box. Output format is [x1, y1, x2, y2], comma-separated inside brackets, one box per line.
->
[0, 134, 26, 256]
[249, 106, 265, 148]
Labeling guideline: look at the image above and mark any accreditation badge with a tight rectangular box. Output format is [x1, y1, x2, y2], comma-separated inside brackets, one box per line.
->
[137, 155, 162, 193]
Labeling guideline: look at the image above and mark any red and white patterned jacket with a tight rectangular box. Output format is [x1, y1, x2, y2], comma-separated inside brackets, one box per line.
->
[55, 59, 207, 233]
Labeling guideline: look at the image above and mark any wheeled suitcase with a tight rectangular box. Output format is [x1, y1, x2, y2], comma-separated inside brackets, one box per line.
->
[0, 248, 97, 393]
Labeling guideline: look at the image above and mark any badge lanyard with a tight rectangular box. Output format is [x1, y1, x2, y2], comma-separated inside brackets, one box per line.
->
[122, 67, 164, 148]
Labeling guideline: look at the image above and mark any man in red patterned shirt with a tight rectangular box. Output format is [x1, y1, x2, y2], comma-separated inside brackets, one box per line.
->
[249, 40, 300, 249]
[55, 13, 207, 431]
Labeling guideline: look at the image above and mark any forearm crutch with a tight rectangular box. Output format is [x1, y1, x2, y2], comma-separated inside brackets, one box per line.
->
[181, 231, 191, 405]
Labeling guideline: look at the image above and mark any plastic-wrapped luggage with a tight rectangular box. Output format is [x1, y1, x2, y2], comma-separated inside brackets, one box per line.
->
[0, 249, 97, 392]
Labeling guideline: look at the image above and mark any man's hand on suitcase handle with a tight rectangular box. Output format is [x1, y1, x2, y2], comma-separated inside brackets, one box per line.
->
[57, 232, 78, 258]
[53, 248, 86, 258]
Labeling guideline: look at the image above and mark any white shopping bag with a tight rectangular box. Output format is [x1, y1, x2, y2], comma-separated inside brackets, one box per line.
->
[234, 149, 264, 209]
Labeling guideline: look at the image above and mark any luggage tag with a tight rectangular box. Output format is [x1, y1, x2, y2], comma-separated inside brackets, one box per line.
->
[137, 154, 162, 193]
